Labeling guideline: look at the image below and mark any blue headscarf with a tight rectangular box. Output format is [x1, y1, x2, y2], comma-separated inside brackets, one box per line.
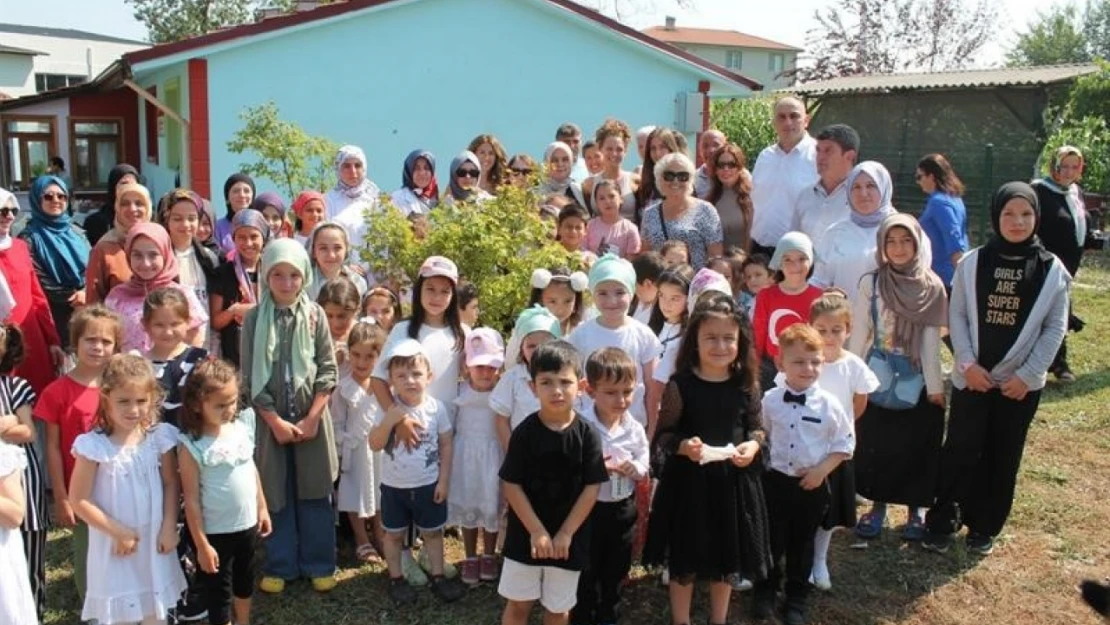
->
[23, 176, 90, 290]
[402, 149, 439, 207]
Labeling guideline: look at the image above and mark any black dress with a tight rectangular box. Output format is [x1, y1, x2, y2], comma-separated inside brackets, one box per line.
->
[644, 370, 772, 583]
[854, 390, 944, 508]
[210, 262, 258, 368]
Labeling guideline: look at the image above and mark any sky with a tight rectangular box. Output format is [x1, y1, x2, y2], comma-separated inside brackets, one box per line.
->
[0, 0, 1053, 67]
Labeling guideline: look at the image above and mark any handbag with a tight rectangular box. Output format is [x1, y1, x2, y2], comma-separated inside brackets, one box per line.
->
[865, 274, 924, 411]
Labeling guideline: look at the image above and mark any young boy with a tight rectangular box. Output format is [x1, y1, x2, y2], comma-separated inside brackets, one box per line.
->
[369, 338, 466, 605]
[740, 253, 772, 316]
[499, 341, 607, 625]
[457, 281, 480, 328]
[754, 324, 854, 625]
[629, 251, 665, 324]
[573, 347, 649, 625]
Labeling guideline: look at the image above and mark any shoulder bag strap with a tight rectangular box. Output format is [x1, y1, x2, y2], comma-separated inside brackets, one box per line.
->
[870, 272, 882, 353]
[658, 205, 670, 240]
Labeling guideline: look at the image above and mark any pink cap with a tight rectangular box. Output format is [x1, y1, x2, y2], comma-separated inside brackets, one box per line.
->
[419, 255, 459, 283]
[465, 327, 505, 368]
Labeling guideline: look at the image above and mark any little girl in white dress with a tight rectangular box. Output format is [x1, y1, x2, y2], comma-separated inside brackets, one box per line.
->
[68, 355, 186, 624]
[0, 441, 36, 624]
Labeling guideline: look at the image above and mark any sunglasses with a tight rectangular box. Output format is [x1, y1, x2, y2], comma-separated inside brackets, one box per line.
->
[511, 168, 533, 176]
[716, 160, 739, 170]
[456, 169, 480, 179]
[662, 171, 691, 183]
[42, 193, 67, 202]
[0, 207, 18, 218]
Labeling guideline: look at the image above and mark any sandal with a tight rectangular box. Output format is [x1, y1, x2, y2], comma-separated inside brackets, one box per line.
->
[855, 510, 885, 539]
[356, 543, 381, 563]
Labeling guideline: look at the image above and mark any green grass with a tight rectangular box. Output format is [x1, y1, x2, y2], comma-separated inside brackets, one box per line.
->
[42, 258, 1110, 624]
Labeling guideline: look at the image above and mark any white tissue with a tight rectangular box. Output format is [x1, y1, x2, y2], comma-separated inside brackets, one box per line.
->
[699, 443, 738, 465]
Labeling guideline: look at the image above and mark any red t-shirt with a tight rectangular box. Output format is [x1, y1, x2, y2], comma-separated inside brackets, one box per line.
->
[752, 284, 824, 359]
[34, 375, 100, 488]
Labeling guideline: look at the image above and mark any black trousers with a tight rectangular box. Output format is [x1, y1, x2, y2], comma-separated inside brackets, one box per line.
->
[926, 387, 1041, 538]
[572, 496, 636, 625]
[757, 470, 828, 603]
[199, 527, 260, 625]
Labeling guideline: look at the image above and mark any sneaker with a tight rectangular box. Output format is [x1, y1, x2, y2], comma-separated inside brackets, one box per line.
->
[173, 597, 208, 622]
[782, 602, 806, 625]
[1055, 368, 1077, 383]
[418, 547, 458, 579]
[966, 533, 995, 555]
[729, 574, 753, 591]
[479, 555, 500, 581]
[311, 576, 337, 593]
[388, 576, 418, 605]
[429, 575, 467, 603]
[921, 531, 954, 554]
[809, 561, 832, 591]
[258, 576, 285, 594]
[902, 515, 927, 542]
[401, 550, 428, 586]
[461, 557, 480, 585]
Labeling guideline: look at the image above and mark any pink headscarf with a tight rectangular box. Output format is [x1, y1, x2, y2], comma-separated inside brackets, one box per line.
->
[112, 222, 179, 300]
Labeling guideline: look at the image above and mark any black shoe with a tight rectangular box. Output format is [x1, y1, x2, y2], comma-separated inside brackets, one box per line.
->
[174, 596, 208, 622]
[966, 533, 995, 555]
[751, 587, 775, 620]
[782, 603, 806, 625]
[429, 575, 467, 603]
[388, 576, 418, 605]
[1081, 580, 1110, 616]
[921, 531, 954, 554]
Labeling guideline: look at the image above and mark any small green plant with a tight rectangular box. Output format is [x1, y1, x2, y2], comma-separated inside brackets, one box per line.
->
[226, 101, 338, 198]
[359, 183, 583, 333]
[710, 97, 777, 166]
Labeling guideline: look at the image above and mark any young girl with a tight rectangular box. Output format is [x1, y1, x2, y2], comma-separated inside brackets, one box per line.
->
[457, 282, 480, 328]
[706, 256, 737, 289]
[160, 189, 220, 335]
[739, 254, 772, 316]
[35, 306, 121, 603]
[291, 191, 326, 247]
[317, 277, 361, 371]
[0, 325, 47, 619]
[752, 232, 823, 391]
[645, 266, 694, 400]
[68, 354, 187, 624]
[143, 287, 209, 428]
[643, 294, 771, 625]
[849, 214, 947, 545]
[362, 286, 402, 332]
[307, 223, 368, 301]
[449, 328, 505, 585]
[210, 208, 270, 367]
[241, 239, 339, 593]
[659, 240, 690, 268]
[86, 181, 152, 305]
[330, 321, 387, 563]
[531, 267, 587, 336]
[0, 438, 35, 625]
[251, 191, 293, 240]
[196, 197, 220, 258]
[630, 252, 666, 325]
[491, 305, 561, 449]
[178, 358, 271, 625]
[586, 178, 641, 258]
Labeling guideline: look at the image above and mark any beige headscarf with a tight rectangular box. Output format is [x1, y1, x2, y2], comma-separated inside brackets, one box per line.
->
[874, 213, 947, 366]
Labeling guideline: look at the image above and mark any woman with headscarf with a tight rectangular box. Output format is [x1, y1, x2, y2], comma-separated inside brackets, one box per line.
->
[214, 173, 256, 255]
[210, 209, 270, 367]
[444, 151, 493, 206]
[18, 176, 90, 350]
[537, 142, 586, 209]
[923, 182, 1069, 557]
[847, 213, 947, 542]
[326, 145, 380, 220]
[85, 181, 153, 305]
[251, 191, 293, 240]
[291, 190, 327, 247]
[83, 164, 139, 246]
[812, 161, 899, 300]
[196, 196, 221, 258]
[390, 150, 440, 216]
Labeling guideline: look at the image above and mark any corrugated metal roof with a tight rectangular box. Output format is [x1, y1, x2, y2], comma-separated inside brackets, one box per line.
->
[0, 43, 45, 56]
[642, 26, 801, 51]
[792, 64, 1100, 96]
[0, 23, 147, 46]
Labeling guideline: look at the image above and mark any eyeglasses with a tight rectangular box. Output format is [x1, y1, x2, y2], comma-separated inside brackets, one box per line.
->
[511, 168, 533, 176]
[662, 171, 691, 183]
[0, 207, 18, 218]
[715, 160, 739, 170]
[42, 193, 67, 202]
[456, 169, 480, 179]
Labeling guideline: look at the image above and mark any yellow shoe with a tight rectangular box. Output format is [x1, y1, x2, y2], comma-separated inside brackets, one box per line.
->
[259, 576, 285, 594]
[311, 576, 337, 592]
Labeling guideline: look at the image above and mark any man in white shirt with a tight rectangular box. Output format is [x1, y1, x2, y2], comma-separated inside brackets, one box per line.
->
[693, 129, 727, 198]
[750, 96, 818, 257]
[790, 124, 859, 246]
[557, 122, 590, 183]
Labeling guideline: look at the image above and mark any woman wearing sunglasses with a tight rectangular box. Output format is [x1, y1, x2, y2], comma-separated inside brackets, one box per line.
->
[17, 176, 90, 357]
[704, 143, 755, 252]
[639, 152, 724, 269]
[444, 151, 492, 205]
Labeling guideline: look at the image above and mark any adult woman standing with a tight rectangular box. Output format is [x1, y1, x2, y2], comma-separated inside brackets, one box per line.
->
[704, 144, 754, 252]
[0, 186, 66, 394]
[915, 154, 969, 292]
[214, 172, 256, 254]
[468, 134, 508, 195]
[582, 119, 640, 222]
[635, 127, 680, 216]
[82, 164, 139, 246]
[536, 142, 586, 208]
[326, 145, 380, 219]
[18, 176, 90, 350]
[444, 151, 492, 205]
[639, 153, 723, 269]
[813, 161, 899, 300]
[390, 150, 440, 216]
[85, 182, 152, 304]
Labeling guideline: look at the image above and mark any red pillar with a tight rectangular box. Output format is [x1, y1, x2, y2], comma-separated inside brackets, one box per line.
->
[187, 58, 211, 199]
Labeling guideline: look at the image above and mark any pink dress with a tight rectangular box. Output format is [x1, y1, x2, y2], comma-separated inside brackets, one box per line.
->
[105, 284, 208, 353]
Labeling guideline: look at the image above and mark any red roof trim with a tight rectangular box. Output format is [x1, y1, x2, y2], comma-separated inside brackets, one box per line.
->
[123, 0, 761, 90]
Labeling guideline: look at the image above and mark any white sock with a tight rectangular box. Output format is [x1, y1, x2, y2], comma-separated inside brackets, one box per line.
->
[813, 528, 834, 572]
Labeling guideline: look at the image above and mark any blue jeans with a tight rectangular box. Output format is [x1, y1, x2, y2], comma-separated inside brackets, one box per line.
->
[263, 450, 336, 579]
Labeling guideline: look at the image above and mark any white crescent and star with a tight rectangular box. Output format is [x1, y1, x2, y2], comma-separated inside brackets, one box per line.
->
[768, 309, 803, 346]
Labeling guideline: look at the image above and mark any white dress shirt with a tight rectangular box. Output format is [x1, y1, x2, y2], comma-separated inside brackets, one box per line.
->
[582, 406, 649, 502]
[810, 218, 879, 300]
[750, 134, 817, 247]
[762, 382, 854, 477]
[791, 178, 849, 246]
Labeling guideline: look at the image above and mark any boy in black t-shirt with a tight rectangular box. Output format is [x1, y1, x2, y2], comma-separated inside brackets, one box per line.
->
[499, 341, 607, 625]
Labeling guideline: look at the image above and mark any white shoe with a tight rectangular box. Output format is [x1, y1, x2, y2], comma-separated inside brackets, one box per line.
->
[809, 562, 832, 591]
[660, 568, 670, 585]
[417, 545, 458, 579]
[401, 550, 428, 586]
[730, 575, 753, 591]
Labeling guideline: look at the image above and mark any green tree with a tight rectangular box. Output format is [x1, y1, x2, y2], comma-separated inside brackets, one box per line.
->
[1042, 61, 1110, 194]
[710, 98, 776, 166]
[125, 0, 254, 44]
[226, 101, 338, 199]
[1084, 0, 1110, 59]
[1007, 4, 1092, 66]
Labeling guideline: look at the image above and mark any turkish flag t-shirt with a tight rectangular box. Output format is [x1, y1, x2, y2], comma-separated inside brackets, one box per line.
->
[752, 284, 824, 359]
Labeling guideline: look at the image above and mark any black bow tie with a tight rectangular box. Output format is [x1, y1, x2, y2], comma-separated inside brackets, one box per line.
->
[784, 391, 807, 406]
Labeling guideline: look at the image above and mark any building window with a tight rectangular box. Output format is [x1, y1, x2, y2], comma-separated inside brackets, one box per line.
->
[726, 50, 743, 69]
[34, 73, 87, 93]
[769, 53, 786, 75]
[1, 116, 56, 191]
[70, 119, 123, 189]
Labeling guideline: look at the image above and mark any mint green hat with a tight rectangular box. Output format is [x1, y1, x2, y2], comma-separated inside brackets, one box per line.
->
[515, 305, 562, 339]
[587, 252, 636, 294]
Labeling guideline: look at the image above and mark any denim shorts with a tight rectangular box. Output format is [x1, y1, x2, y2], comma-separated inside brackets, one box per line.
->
[380, 483, 447, 533]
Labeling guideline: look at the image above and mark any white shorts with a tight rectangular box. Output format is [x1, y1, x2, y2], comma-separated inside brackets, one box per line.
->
[497, 557, 581, 613]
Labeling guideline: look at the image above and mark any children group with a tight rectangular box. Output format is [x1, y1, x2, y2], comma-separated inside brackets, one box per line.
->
[0, 119, 1077, 625]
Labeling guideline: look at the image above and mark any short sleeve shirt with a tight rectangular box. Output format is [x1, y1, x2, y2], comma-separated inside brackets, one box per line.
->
[585, 218, 641, 258]
[639, 199, 723, 269]
[375, 395, 453, 489]
[33, 375, 100, 488]
[567, 318, 661, 426]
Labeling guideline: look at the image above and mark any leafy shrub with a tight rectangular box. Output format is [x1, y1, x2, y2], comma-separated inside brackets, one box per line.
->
[711, 97, 777, 166]
[226, 101, 338, 198]
[1041, 115, 1110, 195]
[358, 183, 583, 333]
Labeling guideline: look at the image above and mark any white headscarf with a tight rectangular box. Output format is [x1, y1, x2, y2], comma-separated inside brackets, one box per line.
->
[0, 189, 18, 319]
[334, 145, 380, 201]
